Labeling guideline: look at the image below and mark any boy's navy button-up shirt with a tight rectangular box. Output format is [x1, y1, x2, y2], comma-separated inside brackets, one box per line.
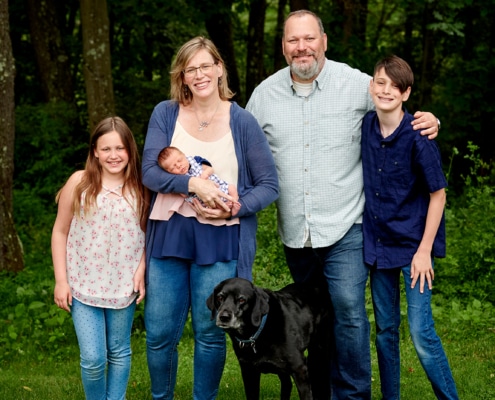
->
[361, 110, 447, 269]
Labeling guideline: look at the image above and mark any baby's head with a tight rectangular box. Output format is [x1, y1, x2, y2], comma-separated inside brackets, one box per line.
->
[158, 146, 190, 175]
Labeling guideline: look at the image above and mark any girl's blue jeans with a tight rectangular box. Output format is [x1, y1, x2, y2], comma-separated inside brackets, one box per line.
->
[370, 263, 459, 400]
[144, 256, 237, 400]
[71, 298, 136, 400]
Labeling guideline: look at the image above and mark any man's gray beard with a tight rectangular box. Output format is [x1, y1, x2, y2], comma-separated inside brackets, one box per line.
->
[290, 59, 320, 81]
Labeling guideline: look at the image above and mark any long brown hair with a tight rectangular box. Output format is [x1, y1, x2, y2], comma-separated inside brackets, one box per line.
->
[65, 117, 148, 230]
[169, 36, 234, 105]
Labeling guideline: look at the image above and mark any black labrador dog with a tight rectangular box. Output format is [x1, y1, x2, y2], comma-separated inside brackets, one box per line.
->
[206, 277, 331, 400]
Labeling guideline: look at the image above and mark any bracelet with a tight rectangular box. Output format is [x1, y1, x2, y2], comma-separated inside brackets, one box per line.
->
[436, 118, 441, 130]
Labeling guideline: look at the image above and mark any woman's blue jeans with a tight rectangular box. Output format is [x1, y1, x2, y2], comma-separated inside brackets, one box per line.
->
[144, 256, 237, 400]
[370, 263, 459, 400]
[284, 224, 371, 400]
[71, 298, 136, 400]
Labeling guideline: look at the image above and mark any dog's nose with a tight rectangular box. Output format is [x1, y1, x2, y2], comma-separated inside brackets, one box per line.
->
[219, 312, 231, 323]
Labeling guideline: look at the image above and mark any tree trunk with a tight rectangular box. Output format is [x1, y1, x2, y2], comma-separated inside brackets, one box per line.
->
[79, 0, 115, 131]
[273, 0, 288, 73]
[246, 0, 267, 100]
[418, 2, 435, 106]
[204, 3, 242, 104]
[336, 0, 368, 51]
[290, 0, 309, 10]
[403, 1, 414, 65]
[0, 0, 24, 272]
[27, 0, 74, 103]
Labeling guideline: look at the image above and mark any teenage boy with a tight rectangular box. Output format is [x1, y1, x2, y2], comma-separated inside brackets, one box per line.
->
[362, 55, 459, 400]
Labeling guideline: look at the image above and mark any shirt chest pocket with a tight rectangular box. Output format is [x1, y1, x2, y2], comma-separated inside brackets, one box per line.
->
[315, 111, 363, 149]
[386, 158, 411, 188]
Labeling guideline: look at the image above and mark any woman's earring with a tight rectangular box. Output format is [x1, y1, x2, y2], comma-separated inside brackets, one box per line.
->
[183, 85, 190, 98]
[218, 77, 222, 86]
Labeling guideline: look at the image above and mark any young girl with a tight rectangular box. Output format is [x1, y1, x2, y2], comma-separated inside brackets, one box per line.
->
[52, 116, 147, 400]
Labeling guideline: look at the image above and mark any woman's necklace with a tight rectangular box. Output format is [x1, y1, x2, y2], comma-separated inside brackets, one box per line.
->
[194, 101, 221, 131]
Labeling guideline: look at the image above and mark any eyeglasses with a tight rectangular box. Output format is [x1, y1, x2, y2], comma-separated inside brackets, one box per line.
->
[183, 63, 217, 77]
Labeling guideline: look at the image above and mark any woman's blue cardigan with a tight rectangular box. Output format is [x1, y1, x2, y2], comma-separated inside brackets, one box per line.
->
[142, 100, 279, 280]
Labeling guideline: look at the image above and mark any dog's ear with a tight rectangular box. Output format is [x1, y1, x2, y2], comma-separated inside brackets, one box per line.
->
[206, 288, 218, 320]
[251, 287, 269, 326]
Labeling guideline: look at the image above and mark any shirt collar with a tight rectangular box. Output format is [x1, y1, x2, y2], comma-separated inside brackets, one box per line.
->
[378, 108, 414, 142]
[287, 59, 329, 94]
[314, 59, 330, 90]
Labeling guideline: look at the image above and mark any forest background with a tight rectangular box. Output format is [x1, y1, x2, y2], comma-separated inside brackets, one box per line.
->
[0, 0, 494, 398]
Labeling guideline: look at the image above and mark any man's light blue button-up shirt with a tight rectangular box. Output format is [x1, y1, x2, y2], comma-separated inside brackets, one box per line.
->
[247, 59, 374, 248]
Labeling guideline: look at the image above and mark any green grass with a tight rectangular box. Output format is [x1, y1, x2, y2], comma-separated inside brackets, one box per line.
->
[1, 317, 494, 399]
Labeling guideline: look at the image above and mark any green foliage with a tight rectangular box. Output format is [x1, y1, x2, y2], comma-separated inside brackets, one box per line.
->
[13, 190, 56, 272]
[13, 101, 87, 273]
[430, 1, 495, 174]
[253, 203, 292, 289]
[107, 0, 208, 134]
[0, 271, 77, 363]
[14, 101, 86, 200]
[435, 143, 495, 304]
[448, 298, 495, 330]
[8, 0, 495, 181]
[4, 103, 81, 362]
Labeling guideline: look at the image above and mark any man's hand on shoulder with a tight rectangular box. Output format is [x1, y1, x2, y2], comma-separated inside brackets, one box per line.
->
[411, 111, 439, 139]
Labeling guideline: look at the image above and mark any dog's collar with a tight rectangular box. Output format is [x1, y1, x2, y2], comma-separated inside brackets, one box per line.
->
[234, 313, 268, 353]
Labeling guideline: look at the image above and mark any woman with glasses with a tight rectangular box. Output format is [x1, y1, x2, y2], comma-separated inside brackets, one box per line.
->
[141, 36, 279, 400]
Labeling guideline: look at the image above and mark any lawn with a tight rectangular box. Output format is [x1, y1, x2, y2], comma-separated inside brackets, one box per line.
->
[1, 313, 494, 399]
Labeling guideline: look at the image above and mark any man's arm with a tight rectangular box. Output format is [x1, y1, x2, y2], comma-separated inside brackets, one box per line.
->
[411, 111, 440, 139]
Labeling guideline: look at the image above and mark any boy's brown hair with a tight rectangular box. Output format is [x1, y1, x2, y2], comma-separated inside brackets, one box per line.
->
[373, 55, 414, 94]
